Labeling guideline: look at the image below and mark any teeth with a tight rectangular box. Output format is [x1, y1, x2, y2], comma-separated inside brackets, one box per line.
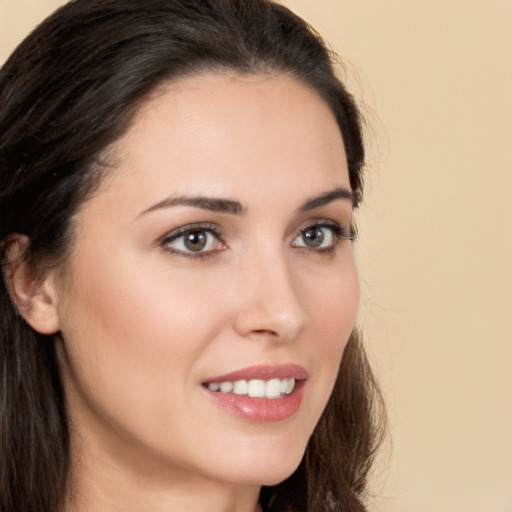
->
[265, 379, 282, 399]
[207, 378, 296, 399]
[233, 380, 248, 395]
[219, 381, 233, 393]
[247, 379, 265, 397]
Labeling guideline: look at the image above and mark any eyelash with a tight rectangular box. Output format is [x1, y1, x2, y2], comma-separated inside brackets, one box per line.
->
[291, 221, 354, 256]
[159, 220, 353, 260]
[160, 223, 224, 260]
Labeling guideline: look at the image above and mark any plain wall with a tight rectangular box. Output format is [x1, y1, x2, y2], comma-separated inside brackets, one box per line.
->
[1, 1, 511, 511]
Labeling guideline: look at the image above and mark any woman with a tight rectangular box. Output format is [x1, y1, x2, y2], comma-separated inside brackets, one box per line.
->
[0, 1, 384, 511]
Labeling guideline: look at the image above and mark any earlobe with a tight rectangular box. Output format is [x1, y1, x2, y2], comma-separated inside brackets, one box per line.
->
[3, 234, 60, 335]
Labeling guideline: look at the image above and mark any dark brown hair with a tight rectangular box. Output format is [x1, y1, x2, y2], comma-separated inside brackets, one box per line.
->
[0, 1, 384, 510]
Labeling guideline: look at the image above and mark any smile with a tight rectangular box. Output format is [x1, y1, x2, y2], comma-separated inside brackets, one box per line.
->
[206, 378, 295, 399]
[202, 365, 307, 422]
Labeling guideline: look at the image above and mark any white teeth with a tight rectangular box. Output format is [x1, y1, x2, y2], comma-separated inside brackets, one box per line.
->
[233, 380, 248, 395]
[219, 381, 233, 393]
[207, 378, 296, 399]
[265, 379, 282, 399]
[247, 379, 266, 398]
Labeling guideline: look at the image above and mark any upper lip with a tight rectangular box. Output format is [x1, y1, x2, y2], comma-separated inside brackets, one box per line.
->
[203, 364, 308, 383]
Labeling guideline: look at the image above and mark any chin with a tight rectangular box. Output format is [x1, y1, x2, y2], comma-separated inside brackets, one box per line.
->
[226, 460, 303, 488]
[210, 435, 307, 487]
[256, 461, 302, 487]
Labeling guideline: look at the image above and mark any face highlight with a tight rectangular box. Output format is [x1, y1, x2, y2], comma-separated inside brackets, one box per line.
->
[52, 73, 359, 496]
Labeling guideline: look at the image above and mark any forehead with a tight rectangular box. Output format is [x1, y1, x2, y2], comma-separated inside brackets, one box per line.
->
[97, 72, 349, 211]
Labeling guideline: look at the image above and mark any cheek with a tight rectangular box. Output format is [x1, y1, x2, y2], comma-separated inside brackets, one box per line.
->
[294, 257, 360, 422]
[305, 256, 359, 347]
[66, 245, 223, 341]
[56, 250, 227, 427]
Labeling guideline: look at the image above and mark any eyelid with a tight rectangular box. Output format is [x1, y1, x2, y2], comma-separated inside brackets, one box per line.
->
[291, 219, 354, 251]
[294, 218, 353, 240]
[159, 222, 225, 258]
[157, 218, 353, 260]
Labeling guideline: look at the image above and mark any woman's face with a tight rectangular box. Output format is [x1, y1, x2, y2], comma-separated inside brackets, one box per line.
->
[53, 73, 359, 489]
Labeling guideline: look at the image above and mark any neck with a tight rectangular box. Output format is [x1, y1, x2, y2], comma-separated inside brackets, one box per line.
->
[64, 457, 262, 512]
[63, 426, 262, 512]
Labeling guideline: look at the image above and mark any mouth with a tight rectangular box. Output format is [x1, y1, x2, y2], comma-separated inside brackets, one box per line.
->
[204, 377, 296, 399]
[202, 365, 307, 422]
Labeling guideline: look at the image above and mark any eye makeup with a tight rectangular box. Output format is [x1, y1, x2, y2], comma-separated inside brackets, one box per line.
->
[291, 220, 353, 256]
[157, 216, 353, 261]
[159, 222, 226, 260]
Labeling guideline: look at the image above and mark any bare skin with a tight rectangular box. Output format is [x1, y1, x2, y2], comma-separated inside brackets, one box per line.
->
[14, 72, 358, 512]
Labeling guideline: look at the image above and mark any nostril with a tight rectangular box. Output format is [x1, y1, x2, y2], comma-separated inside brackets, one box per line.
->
[252, 329, 278, 336]
[233, 309, 307, 342]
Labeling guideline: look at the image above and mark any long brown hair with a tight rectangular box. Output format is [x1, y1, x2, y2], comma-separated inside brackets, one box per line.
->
[0, 1, 384, 510]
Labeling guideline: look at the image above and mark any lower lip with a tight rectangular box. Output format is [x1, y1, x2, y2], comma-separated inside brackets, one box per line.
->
[203, 380, 306, 422]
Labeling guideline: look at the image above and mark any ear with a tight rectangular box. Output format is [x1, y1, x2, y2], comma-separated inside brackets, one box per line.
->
[3, 234, 60, 335]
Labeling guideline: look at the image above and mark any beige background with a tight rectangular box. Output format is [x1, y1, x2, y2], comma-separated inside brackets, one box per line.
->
[1, 1, 511, 511]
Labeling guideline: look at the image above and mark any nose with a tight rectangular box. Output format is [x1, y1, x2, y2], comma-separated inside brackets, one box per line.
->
[232, 250, 309, 343]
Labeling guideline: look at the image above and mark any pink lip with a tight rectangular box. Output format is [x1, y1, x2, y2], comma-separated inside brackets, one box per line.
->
[202, 365, 308, 423]
[203, 364, 308, 383]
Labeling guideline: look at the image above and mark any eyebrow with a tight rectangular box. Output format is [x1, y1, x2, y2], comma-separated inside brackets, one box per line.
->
[299, 187, 354, 211]
[138, 186, 353, 218]
[139, 195, 246, 216]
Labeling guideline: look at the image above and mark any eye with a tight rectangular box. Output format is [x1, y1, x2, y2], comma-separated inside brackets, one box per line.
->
[161, 225, 225, 256]
[291, 222, 348, 250]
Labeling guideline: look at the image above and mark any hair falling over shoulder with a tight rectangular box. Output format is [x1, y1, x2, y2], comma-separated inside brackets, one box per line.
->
[0, 1, 385, 510]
